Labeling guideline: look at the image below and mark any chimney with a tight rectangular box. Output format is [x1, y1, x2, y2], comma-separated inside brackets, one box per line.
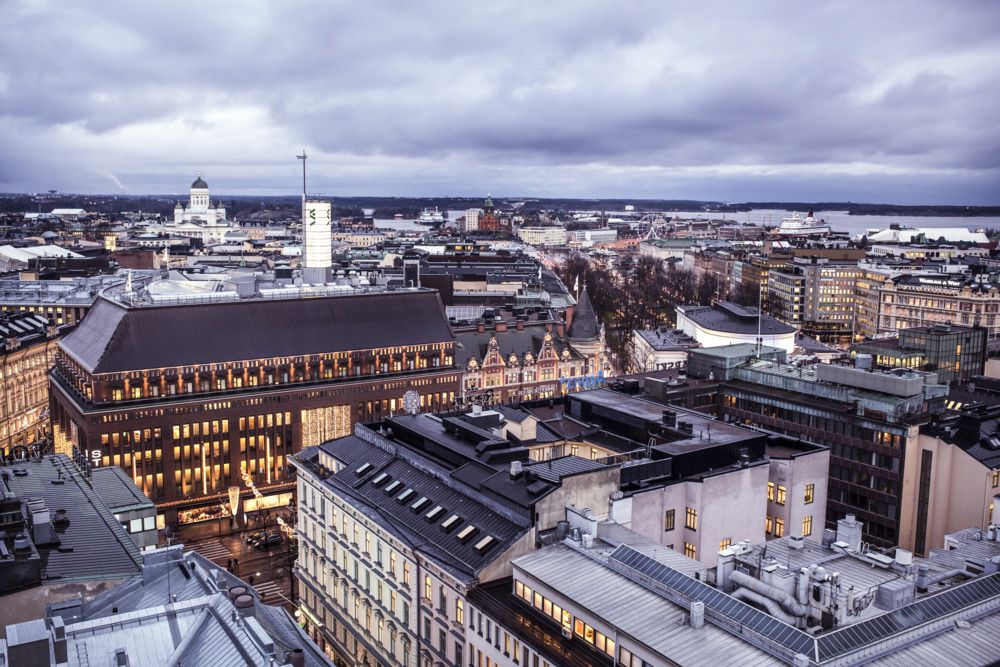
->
[288, 648, 306, 667]
[690, 601, 705, 628]
[556, 323, 564, 337]
[565, 305, 575, 332]
[51, 616, 68, 664]
[545, 322, 553, 333]
[516, 320, 523, 330]
[510, 460, 523, 480]
[495, 321, 507, 332]
[477, 322, 485, 333]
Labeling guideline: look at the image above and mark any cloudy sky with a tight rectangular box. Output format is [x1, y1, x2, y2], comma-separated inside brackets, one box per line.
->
[2, 1, 998, 204]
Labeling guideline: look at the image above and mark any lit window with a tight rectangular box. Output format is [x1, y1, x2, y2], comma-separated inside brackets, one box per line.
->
[804, 483, 815, 504]
[664, 509, 675, 531]
[802, 516, 813, 537]
[685, 507, 697, 531]
[775, 517, 785, 537]
[766, 514, 773, 534]
[684, 542, 696, 559]
[776, 485, 786, 505]
[767, 482, 774, 501]
[720, 538, 731, 550]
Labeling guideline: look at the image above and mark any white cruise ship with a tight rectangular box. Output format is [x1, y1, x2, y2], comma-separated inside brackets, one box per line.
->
[775, 211, 831, 236]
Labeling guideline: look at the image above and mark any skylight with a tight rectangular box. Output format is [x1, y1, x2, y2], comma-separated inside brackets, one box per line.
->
[456, 525, 479, 543]
[355, 463, 372, 476]
[397, 489, 415, 504]
[384, 480, 403, 495]
[371, 472, 390, 487]
[425, 506, 445, 522]
[473, 535, 496, 555]
[410, 497, 430, 513]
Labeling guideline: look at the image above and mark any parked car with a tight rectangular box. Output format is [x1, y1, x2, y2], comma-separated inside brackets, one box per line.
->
[251, 531, 282, 549]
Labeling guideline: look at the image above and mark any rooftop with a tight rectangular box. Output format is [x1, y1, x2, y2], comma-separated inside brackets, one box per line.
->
[295, 427, 534, 582]
[12, 546, 332, 667]
[59, 289, 455, 374]
[0, 454, 143, 585]
[679, 301, 796, 336]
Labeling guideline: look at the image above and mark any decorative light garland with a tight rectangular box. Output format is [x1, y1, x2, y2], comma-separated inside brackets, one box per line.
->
[241, 462, 264, 499]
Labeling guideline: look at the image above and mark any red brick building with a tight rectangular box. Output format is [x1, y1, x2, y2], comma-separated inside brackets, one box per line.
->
[48, 289, 461, 526]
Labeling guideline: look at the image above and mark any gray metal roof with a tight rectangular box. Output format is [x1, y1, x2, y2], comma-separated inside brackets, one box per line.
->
[91, 465, 155, 512]
[306, 433, 532, 581]
[1, 454, 143, 582]
[513, 543, 778, 666]
[77, 547, 332, 667]
[680, 301, 796, 336]
[59, 289, 455, 374]
[566, 288, 599, 341]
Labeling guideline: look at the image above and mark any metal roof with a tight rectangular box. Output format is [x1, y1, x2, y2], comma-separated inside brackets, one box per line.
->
[513, 543, 777, 666]
[306, 433, 532, 580]
[77, 548, 332, 666]
[59, 289, 455, 374]
[0, 454, 143, 582]
[91, 465, 155, 512]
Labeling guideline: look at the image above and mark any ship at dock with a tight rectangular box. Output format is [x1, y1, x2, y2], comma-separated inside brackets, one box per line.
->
[774, 211, 831, 237]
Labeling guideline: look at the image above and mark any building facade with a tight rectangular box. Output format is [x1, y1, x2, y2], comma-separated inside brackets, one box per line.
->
[290, 413, 619, 667]
[719, 360, 948, 551]
[48, 288, 462, 527]
[0, 311, 70, 455]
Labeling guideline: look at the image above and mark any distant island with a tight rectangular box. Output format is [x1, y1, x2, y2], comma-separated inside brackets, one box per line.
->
[1, 193, 997, 218]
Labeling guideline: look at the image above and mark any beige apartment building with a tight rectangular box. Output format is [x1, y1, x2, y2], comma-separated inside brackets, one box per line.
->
[900, 404, 1000, 557]
[855, 269, 1000, 339]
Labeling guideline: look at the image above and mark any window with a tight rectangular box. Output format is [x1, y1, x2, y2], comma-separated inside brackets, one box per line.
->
[456, 598, 464, 624]
[804, 483, 815, 504]
[403, 562, 410, 585]
[664, 509, 675, 531]
[775, 517, 785, 537]
[684, 542, 696, 559]
[993, 471, 998, 488]
[776, 485, 786, 505]
[767, 482, 774, 501]
[720, 538, 731, 550]
[424, 575, 432, 600]
[802, 516, 813, 537]
[766, 514, 773, 534]
[685, 507, 697, 531]
[440, 586, 448, 614]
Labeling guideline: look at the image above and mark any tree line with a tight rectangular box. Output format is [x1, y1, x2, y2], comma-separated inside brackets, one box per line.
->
[557, 253, 720, 371]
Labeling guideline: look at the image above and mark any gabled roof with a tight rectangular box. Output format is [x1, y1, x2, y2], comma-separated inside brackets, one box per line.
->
[60, 290, 455, 374]
[310, 435, 531, 581]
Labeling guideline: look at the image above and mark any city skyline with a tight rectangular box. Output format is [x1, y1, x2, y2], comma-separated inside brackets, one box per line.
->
[2, 1, 999, 205]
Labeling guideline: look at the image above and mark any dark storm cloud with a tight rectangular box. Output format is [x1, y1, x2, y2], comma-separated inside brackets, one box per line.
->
[1, 0, 998, 203]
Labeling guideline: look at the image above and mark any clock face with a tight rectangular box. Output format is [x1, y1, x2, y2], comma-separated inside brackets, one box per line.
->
[402, 390, 420, 415]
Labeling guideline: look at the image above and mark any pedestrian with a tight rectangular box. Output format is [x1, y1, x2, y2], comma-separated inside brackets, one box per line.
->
[249, 575, 254, 586]
[227, 558, 232, 571]
[234, 558, 239, 574]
